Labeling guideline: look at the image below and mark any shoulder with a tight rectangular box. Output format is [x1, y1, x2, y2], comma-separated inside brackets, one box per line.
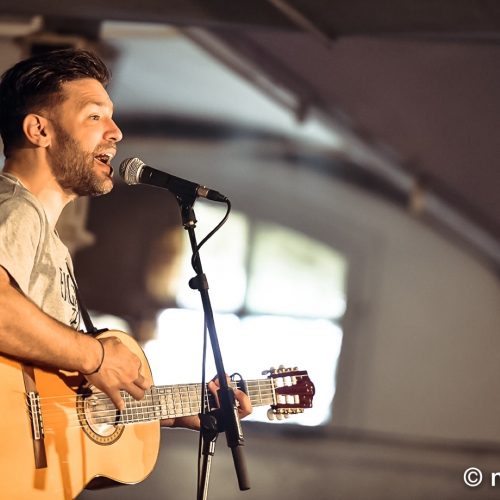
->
[0, 174, 45, 229]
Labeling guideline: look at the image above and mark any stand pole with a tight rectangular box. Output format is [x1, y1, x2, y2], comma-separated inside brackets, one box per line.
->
[177, 200, 250, 499]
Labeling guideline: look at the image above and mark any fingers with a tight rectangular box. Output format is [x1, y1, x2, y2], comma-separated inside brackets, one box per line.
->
[85, 335, 152, 410]
[164, 415, 201, 431]
[207, 375, 230, 408]
[135, 373, 152, 391]
[107, 388, 125, 411]
[207, 374, 253, 419]
[234, 389, 252, 418]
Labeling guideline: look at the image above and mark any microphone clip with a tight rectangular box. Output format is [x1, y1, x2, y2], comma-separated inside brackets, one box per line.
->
[189, 274, 209, 291]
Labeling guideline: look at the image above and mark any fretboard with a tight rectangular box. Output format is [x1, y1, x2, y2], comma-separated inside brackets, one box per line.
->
[89, 379, 276, 426]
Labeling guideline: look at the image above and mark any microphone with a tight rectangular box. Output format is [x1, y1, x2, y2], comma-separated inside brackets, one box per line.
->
[119, 157, 227, 202]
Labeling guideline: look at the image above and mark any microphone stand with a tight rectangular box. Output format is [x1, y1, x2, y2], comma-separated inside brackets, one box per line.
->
[176, 198, 250, 500]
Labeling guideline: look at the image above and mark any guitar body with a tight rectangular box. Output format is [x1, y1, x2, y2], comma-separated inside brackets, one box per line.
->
[0, 329, 315, 500]
[0, 330, 160, 500]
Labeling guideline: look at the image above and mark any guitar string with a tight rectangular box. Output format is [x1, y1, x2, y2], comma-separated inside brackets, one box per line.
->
[30, 378, 283, 406]
[35, 390, 278, 417]
[24, 374, 309, 431]
[32, 378, 282, 397]
[27, 378, 306, 426]
[30, 382, 279, 411]
[34, 387, 278, 409]
[35, 394, 278, 420]
[33, 393, 295, 430]
[30, 386, 282, 427]
[42, 400, 281, 431]
[32, 384, 282, 417]
[38, 405, 287, 430]
[39, 392, 279, 431]
[34, 382, 278, 402]
[29, 379, 281, 403]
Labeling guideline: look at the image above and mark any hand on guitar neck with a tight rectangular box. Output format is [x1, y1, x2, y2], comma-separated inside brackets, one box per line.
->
[162, 374, 253, 431]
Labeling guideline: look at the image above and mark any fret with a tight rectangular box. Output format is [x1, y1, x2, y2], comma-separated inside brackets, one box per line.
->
[205, 388, 211, 413]
[153, 387, 163, 420]
[150, 387, 157, 419]
[122, 392, 130, 424]
[174, 385, 182, 418]
[157, 387, 168, 419]
[186, 385, 193, 414]
[142, 393, 148, 420]
[130, 394, 137, 422]
[148, 389, 154, 418]
[130, 393, 136, 423]
[127, 393, 135, 423]
[136, 395, 142, 422]
[179, 385, 187, 415]
[144, 394, 149, 421]
[271, 378, 277, 406]
[187, 385, 192, 416]
[164, 386, 174, 418]
[169, 387, 176, 418]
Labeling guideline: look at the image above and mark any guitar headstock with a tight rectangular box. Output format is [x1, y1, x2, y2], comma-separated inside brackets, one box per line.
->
[263, 365, 315, 421]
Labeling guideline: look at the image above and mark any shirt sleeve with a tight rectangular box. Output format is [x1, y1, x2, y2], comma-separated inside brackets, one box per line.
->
[0, 197, 42, 295]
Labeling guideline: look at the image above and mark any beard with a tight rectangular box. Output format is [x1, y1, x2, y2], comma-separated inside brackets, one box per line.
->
[49, 124, 114, 197]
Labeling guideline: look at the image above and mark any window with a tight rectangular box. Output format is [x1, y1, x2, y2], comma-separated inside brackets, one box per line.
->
[144, 201, 347, 426]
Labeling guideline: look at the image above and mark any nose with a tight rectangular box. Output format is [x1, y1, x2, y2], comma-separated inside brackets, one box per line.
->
[105, 118, 123, 143]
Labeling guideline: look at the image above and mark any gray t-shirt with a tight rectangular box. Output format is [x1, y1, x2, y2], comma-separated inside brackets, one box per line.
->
[0, 173, 81, 328]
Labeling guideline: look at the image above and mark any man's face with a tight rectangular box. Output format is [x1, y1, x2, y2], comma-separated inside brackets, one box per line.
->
[47, 78, 122, 197]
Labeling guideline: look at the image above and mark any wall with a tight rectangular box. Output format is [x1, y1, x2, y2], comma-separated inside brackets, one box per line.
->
[115, 135, 500, 446]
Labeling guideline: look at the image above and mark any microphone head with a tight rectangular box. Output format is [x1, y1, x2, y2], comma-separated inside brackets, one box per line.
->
[119, 157, 146, 185]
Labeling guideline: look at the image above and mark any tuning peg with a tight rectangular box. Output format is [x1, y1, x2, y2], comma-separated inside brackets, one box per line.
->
[284, 413, 290, 419]
[276, 413, 284, 421]
[267, 409, 276, 421]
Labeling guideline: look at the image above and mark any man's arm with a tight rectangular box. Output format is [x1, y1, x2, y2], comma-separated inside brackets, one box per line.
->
[0, 265, 151, 409]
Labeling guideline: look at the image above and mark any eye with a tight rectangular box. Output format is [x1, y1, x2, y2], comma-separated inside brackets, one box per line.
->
[90, 115, 100, 121]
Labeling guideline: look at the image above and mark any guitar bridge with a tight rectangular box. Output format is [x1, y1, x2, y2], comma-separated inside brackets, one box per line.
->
[27, 391, 45, 441]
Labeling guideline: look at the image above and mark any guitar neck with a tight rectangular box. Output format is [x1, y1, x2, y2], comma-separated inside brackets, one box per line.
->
[116, 378, 275, 424]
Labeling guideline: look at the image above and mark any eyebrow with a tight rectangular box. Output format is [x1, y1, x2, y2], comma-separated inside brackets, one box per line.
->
[77, 99, 114, 112]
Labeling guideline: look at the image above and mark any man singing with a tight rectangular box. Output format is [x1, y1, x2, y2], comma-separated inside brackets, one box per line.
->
[0, 49, 251, 431]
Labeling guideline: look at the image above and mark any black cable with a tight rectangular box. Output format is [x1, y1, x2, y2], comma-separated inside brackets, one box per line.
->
[191, 199, 232, 271]
[197, 316, 209, 499]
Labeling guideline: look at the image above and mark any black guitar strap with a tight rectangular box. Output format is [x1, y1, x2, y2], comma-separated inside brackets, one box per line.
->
[66, 261, 106, 336]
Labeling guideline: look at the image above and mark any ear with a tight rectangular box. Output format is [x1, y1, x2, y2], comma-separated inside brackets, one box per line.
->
[22, 114, 51, 148]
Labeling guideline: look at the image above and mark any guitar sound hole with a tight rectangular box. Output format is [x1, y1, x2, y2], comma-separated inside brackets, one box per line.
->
[77, 384, 125, 445]
[84, 394, 121, 437]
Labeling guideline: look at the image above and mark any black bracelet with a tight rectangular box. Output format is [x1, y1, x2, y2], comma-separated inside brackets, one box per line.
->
[82, 339, 105, 376]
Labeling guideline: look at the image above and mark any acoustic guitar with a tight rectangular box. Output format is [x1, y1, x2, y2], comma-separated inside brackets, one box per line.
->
[0, 330, 315, 499]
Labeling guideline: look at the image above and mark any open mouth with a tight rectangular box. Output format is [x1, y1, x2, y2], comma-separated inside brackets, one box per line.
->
[94, 153, 113, 166]
[94, 153, 115, 176]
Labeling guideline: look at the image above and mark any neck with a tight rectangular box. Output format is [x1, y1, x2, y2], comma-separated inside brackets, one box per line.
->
[3, 153, 75, 230]
[91, 379, 276, 425]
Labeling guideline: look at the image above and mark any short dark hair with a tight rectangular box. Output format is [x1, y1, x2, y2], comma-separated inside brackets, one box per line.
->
[0, 49, 110, 156]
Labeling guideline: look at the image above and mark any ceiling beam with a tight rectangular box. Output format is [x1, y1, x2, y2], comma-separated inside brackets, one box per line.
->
[0, 0, 295, 31]
[3, 0, 500, 37]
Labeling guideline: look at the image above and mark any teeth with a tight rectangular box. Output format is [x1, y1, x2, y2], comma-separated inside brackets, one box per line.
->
[95, 154, 112, 164]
